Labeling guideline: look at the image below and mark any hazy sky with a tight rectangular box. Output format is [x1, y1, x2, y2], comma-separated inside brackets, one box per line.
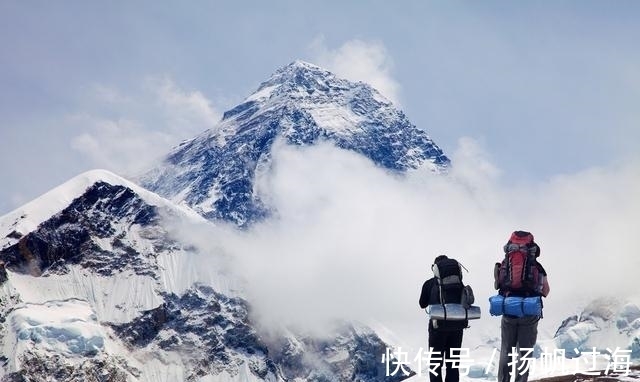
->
[1, 1, 639, 215]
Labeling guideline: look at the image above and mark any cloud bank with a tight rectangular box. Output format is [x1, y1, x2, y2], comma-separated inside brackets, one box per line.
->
[167, 137, 639, 355]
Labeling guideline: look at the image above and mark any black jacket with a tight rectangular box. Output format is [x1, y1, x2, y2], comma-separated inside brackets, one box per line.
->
[419, 278, 437, 309]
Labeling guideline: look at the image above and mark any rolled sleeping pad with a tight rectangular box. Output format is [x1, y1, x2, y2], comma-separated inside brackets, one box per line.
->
[489, 295, 542, 317]
[426, 304, 482, 320]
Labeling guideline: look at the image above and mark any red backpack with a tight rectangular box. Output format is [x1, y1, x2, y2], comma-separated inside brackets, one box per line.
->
[494, 231, 542, 297]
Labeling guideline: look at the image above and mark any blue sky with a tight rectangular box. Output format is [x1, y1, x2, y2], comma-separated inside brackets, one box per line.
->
[1, 1, 639, 214]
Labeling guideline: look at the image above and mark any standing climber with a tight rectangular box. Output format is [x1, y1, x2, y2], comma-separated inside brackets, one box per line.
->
[419, 255, 470, 382]
[494, 231, 550, 382]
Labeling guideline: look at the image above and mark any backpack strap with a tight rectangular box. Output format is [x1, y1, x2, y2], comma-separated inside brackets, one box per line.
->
[523, 254, 534, 284]
[437, 278, 445, 308]
[503, 253, 512, 288]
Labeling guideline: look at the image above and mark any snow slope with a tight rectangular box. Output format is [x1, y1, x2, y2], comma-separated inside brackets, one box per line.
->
[0, 169, 203, 251]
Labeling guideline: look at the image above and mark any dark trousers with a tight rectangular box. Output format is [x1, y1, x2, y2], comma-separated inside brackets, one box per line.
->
[428, 329, 464, 382]
[498, 315, 539, 382]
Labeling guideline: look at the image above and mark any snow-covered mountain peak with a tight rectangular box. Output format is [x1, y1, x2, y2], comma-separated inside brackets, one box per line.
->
[1, 169, 201, 251]
[142, 60, 449, 226]
[244, 60, 346, 102]
[281, 59, 324, 72]
[0, 169, 123, 243]
[240, 59, 393, 112]
[258, 60, 329, 86]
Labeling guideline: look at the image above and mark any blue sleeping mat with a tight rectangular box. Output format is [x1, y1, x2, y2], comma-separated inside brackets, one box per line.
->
[489, 295, 542, 317]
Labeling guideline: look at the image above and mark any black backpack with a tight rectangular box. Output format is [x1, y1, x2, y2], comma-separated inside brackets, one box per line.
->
[432, 258, 463, 303]
[430, 258, 474, 328]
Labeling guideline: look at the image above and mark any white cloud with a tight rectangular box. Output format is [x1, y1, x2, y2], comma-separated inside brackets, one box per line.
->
[309, 37, 401, 105]
[69, 115, 175, 175]
[165, 138, 640, 359]
[91, 84, 133, 104]
[70, 79, 221, 176]
[448, 136, 502, 204]
[147, 77, 221, 135]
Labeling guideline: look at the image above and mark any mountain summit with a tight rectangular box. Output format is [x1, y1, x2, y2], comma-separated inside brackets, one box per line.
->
[141, 61, 449, 226]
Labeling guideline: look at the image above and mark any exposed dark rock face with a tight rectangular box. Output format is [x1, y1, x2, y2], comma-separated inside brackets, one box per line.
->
[1, 351, 131, 382]
[112, 285, 411, 382]
[113, 284, 278, 381]
[0, 182, 177, 277]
